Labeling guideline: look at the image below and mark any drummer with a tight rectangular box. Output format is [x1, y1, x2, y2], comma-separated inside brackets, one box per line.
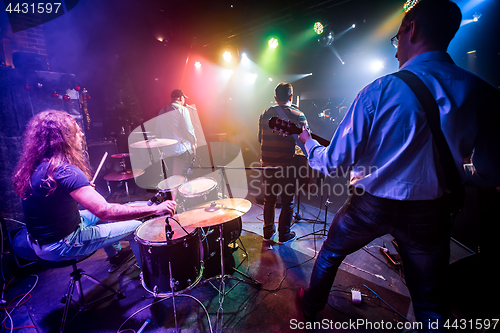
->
[12, 111, 176, 272]
[155, 89, 197, 199]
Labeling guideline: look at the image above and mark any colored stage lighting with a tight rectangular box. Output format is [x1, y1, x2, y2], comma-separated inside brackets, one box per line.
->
[223, 51, 232, 62]
[403, 0, 420, 13]
[314, 22, 324, 35]
[318, 32, 334, 47]
[194, 61, 201, 68]
[268, 37, 279, 49]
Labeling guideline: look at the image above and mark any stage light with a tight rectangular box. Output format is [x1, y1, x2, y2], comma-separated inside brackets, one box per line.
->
[314, 22, 324, 35]
[246, 73, 257, 84]
[268, 78, 273, 81]
[194, 61, 201, 68]
[268, 37, 279, 49]
[473, 12, 482, 22]
[223, 51, 232, 62]
[467, 50, 477, 54]
[318, 31, 334, 47]
[352, 24, 356, 28]
[371, 61, 384, 71]
[403, 0, 420, 13]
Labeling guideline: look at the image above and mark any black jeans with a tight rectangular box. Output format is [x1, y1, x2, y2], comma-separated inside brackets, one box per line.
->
[303, 189, 452, 333]
[262, 167, 296, 239]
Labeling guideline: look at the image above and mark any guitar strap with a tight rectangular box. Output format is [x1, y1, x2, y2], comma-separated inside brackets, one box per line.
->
[392, 70, 465, 212]
[274, 105, 308, 157]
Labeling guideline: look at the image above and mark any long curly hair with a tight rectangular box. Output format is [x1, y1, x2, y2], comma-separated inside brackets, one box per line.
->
[12, 110, 92, 198]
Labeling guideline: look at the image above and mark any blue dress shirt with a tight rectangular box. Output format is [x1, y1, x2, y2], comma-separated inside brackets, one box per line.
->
[305, 51, 500, 200]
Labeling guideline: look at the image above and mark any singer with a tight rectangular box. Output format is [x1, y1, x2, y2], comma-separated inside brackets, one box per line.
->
[155, 89, 198, 193]
[12, 110, 176, 272]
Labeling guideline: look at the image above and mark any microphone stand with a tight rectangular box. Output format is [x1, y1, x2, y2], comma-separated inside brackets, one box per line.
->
[296, 178, 331, 240]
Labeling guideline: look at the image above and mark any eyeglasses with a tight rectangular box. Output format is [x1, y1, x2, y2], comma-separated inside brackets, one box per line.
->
[391, 35, 399, 49]
[391, 26, 409, 49]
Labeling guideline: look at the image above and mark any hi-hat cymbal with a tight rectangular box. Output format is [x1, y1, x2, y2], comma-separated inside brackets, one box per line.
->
[110, 153, 131, 159]
[103, 169, 145, 181]
[129, 138, 178, 149]
[177, 198, 251, 228]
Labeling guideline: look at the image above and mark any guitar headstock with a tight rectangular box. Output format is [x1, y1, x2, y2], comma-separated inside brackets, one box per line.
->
[268, 116, 302, 137]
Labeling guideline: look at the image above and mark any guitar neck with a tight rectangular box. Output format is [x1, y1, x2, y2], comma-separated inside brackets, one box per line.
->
[311, 133, 330, 147]
[267, 116, 330, 147]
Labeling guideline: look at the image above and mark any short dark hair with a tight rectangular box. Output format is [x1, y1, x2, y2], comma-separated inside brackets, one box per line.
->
[402, 0, 462, 49]
[275, 83, 293, 102]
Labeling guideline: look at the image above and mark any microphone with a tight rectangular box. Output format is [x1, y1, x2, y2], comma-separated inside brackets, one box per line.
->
[165, 217, 174, 241]
[147, 192, 161, 206]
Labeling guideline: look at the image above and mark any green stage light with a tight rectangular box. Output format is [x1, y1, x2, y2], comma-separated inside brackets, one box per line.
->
[268, 37, 279, 49]
[314, 22, 324, 35]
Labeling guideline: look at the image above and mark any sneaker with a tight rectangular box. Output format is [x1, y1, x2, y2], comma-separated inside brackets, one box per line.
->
[296, 287, 317, 323]
[278, 231, 296, 244]
[108, 248, 134, 273]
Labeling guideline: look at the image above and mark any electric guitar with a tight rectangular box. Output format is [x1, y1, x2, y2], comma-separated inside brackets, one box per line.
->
[268, 116, 330, 147]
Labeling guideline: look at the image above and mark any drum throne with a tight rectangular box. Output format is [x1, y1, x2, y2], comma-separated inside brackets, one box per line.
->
[8, 226, 125, 333]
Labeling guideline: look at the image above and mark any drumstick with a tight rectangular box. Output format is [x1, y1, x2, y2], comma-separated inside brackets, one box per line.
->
[91, 151, 108, 185]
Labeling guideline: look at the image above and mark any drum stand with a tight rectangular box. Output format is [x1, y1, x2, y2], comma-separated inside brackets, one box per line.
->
[165, 261, 213, 333]
[156, 146, 169, 181]
[206, 222, 262, 332]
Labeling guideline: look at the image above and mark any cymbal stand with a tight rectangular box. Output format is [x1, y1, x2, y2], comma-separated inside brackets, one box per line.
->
[156, 146, 169, 181]
[168, 261, 179, 333]
[216, 165, 232, 199]
[210, 222, 262, 333]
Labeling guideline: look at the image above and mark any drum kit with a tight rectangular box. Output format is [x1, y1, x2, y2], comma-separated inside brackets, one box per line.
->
[123, 137, 259, 331]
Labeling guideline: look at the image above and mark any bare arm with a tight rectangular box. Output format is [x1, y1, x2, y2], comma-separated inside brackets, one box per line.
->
[70, 186, 176, 221]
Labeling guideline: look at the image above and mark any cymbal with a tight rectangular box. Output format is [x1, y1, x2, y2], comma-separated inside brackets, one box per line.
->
[103, 169, 145, 181]
[129, 138, 178, 149]
[110, 153, 131, 159]
[177, 198, 251, 228]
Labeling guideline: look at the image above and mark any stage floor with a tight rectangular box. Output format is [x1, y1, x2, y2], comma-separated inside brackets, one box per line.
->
[3, 176, 485, 332]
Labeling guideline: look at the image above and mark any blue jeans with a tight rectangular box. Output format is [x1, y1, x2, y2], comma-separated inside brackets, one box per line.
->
[302, 189, 452, 333]
[29, 210, 142, 262]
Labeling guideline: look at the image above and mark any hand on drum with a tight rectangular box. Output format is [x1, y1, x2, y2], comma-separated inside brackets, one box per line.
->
[155, 200, 177, 216]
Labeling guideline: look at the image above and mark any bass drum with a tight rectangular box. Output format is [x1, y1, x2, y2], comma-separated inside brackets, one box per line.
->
[135, 216, 203, 296]
[201, 216, 242, 278]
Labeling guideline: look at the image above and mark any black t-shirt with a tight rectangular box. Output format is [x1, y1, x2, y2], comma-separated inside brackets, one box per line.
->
[23, 161, 90, 244]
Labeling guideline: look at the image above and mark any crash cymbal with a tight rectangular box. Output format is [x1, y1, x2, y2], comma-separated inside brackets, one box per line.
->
[103, 169, 145, 181]
[129, 138, 178, 149]
[177, 198, 251, 228]
[110, 153, 131, 159]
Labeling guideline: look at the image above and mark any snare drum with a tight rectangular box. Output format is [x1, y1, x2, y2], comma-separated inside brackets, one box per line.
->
[157, 175, 186, 193]
[134, 216, 203, 296]
[178, 177, 218, 211]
